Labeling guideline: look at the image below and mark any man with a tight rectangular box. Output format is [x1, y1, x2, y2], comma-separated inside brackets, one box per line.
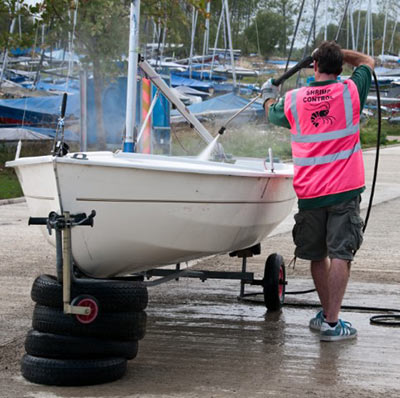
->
[263, 41, 375, 341]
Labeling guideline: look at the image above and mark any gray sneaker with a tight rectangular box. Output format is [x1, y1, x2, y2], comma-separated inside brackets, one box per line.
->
[309, 310, 325, 331]
[320, 319, 357, 341]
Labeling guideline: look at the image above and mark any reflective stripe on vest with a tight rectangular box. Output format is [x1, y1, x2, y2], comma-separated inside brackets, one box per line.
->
[293, 141, 361, 166]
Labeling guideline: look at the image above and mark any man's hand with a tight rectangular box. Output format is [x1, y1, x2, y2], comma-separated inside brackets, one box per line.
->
[261, 79, 279, 104]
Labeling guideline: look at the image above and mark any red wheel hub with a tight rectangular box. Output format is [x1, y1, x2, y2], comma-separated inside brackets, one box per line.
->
[278, 266, 284, 298]
[75, 297, 99, 324]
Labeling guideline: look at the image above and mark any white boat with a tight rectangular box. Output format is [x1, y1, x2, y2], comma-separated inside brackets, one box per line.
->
[7, 152, 295, 278]
[213, 65, 259, 77]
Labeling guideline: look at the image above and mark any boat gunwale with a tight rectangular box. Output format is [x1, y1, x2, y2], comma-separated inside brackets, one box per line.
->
[7, 153, 294, 178]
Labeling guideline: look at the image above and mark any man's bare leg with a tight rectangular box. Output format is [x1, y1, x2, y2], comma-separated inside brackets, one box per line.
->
[324, 258, 351, 323]
[311, 257, 330, 314]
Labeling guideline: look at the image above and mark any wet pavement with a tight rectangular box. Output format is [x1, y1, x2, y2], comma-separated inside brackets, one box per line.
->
[1, 146, 400, 397]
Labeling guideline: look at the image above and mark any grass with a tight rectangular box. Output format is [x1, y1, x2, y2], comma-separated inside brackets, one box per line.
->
[360, 117, 400, 147]
[0, 141, 52, 200]
[0, 168, 23, 199]
[171, 121, 292, 160]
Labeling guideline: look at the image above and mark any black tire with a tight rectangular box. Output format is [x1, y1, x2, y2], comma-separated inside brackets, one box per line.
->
[31, 274, 148, 312]
[25, 329, 139, 360]
[33, 304, 147, 341]
[263, 253, 286, 311]
[21, 354, 127, 386]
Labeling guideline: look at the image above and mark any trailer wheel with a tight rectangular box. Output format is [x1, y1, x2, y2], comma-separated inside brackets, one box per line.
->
[31, 274, 148, 312]
[263, 253, 286, 311]
[21, 354, 127, 386]
[71, 295, 99, 324]
[33, 304, 147, 341]
[25, 329, 139, 360]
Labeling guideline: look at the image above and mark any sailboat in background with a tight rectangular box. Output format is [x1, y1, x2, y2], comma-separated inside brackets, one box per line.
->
[6, 0, 295, 278]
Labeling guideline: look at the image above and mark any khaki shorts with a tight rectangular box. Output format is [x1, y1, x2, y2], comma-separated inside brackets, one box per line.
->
[292, 195, 364, 261]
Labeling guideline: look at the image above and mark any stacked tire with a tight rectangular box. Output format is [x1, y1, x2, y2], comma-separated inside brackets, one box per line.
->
[22, 274, 148, 386]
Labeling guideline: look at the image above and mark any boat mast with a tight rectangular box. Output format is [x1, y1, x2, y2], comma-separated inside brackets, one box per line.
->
[210, 1, 225, 80]
[356, 2, 361, 50]
[124, 0, 141, 153]
[349, 0, 355, 50]
[189, 6, 198, 79]
[223, 0, 236, 87]
[200, 0, 211, 80]
[324, 0, 328, 41]
[381, 0, 389, 58]
[0, 10, 16, 89]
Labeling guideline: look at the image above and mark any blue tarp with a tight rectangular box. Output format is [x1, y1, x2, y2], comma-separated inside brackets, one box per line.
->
[170, 74, 213, 92]
[171, 92, 263, 117]
[0, 94, 80, 129]
[10, 47, 40, 56]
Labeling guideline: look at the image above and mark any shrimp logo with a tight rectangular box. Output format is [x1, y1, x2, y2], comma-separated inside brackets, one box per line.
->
[306, 103, 336, 127]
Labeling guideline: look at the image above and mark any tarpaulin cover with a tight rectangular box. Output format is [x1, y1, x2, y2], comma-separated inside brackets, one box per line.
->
[170, 74, 213, 91]
[171, 92, 263, 117]
[0, 94, 80, 118]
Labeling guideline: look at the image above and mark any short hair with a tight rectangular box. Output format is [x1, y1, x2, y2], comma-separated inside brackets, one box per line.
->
[312, 41, 343, 76]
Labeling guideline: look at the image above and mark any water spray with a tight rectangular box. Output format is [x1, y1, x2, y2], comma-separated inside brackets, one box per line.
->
[217, 55, 314, 138]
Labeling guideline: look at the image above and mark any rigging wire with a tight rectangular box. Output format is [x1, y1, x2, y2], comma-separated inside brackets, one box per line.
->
[284, 0, 306, 74]
[335, 0, 352, 42]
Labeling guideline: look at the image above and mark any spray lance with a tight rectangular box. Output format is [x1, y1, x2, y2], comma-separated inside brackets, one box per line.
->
[217, 55, 314, 136]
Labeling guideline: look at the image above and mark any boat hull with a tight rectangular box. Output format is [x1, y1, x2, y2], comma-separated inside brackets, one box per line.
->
[8, 152, 295, 277]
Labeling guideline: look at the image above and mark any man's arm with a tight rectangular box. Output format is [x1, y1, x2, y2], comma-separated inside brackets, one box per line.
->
[264, 98, 277, 120]
[342, 49, 375, 70]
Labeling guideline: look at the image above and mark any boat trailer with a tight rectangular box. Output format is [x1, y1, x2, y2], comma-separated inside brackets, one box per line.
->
[29, 210, 287, 318]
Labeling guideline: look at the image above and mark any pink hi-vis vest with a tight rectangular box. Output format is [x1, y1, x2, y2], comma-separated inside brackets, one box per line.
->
[283, 79, 365, 199]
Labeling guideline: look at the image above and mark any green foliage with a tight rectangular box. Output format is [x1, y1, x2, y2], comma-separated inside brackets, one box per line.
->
[0, 141, 51, 200]
[0, 0, 36, 51]
[0, 169, 22, 199]
[360, 117, 388, 147]
[245, 10, 286, 57]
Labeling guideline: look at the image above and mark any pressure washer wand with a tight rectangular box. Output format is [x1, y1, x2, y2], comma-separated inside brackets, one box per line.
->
[218, 94, 261, 135]
[217, 55, 313, 136]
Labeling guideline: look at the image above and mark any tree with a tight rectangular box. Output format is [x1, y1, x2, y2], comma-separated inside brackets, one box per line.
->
[0, 1, 35, 53]
[244, 10, 287, 57]
[267, 0, 295, 56]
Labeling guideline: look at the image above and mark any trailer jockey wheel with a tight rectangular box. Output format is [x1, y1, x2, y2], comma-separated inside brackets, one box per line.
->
[263, 253, 286, 311]
[71, 295, 99, 324]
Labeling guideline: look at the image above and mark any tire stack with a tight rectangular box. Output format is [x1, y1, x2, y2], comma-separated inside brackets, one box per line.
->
[21, 274, 148, 386]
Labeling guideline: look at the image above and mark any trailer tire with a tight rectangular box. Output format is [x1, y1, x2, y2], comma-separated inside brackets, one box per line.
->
[33, 304, 147, 341]
[25, 329, 139, 360]
[263, 253, 286, 311]
[31, 274, 148, 312]
[21, 354, 127, 386]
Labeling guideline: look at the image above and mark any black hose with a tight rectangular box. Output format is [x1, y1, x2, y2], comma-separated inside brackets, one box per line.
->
[239, 295, 400, 326]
